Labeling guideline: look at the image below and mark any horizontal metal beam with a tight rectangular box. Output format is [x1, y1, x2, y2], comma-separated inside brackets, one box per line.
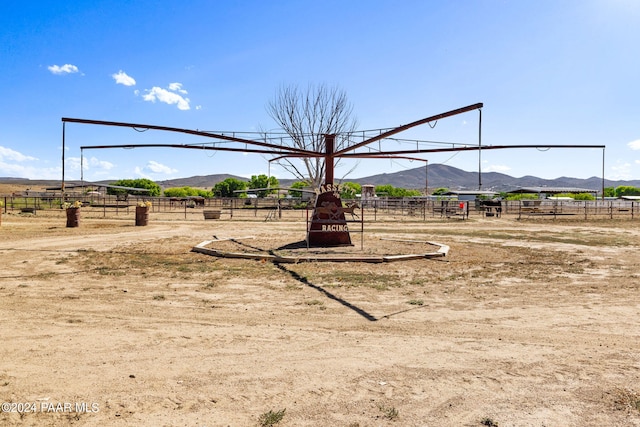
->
[79, 143, 324, 157]
[342, 154, 427, 162]
[64, 117, 318, 156]
[339, 144, 606, 157]
[81, 142, 605, 159]
[334, 103, 483, 156]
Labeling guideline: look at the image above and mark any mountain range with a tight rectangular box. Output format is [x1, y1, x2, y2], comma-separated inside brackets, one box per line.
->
[153, 164, 637, 192]
[2, 164, 639, 192]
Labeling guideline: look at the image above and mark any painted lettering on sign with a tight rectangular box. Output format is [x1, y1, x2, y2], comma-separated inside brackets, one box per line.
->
[321, 224, 349, 232]
[315, 183, 341, 198]
[308, 185, 352, 246]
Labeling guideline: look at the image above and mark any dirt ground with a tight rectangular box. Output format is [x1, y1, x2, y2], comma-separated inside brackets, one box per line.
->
[1, 207, 639, 427]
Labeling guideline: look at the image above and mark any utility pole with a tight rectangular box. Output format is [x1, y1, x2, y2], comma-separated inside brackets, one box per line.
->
[61, 122, 66, 201]
[478, 108, 482, 190]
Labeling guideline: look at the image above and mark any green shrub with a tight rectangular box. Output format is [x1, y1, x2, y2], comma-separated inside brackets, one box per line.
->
[213, 178, 247, 198]
[431, 187, 449, 195]
[615, 186, 640, 197]
[340, 182, 361, 199]
[375, 184, 421, 197]
[504, 193, 538, 201]
[288, 181, 310, 198]
[258, 408, 286, 426]
[107, 178, 161, 196]
[164, 187, 213, 198]
[248, 174, 279, 197]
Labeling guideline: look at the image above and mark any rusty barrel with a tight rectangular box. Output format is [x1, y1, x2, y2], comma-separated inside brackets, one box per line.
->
[66, 208, 80, 227]
[135, 206, 149, 226]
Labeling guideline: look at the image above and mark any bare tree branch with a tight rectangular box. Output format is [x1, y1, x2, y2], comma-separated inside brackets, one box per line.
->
[267, 83, 357, 188]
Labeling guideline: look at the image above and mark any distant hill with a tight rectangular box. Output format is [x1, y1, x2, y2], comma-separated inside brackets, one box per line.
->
[337, 164, 640, 192]
[3, 164, 640, 192]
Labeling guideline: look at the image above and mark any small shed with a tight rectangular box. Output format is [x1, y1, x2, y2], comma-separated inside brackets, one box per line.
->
[442, 190, 498, 201]
[507, 187, 598, 199]
[360, 184, 376, 200]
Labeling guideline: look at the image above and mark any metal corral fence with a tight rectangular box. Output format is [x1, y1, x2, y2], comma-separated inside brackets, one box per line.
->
[357, 198, 640, 221]
[2, 194, 639, 221]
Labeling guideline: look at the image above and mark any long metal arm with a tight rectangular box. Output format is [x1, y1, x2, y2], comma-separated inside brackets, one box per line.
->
[339, 144, 606, 157]
[265, 153, 428, 162]
[79, 143, 324, 157]
[334, 103, 483, 156]
[340, 154, 427, 162]
[79, 142, 605, 162]
[63, 117, 318, 156]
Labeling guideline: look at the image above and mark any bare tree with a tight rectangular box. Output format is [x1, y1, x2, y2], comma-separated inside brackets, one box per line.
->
[267, 83, 357, 188]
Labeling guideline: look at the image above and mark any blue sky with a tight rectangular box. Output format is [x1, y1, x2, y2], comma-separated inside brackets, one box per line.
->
[1, 0, 639, 185]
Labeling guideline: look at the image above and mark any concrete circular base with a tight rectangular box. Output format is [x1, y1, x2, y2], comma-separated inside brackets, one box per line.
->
[192, 237, 449, 263]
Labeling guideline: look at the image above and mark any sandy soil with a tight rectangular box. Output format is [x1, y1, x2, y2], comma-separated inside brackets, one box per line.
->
[1, 209, 639, 427]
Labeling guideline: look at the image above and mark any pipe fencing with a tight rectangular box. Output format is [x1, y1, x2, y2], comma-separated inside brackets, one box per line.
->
[2, 195, 638, 222]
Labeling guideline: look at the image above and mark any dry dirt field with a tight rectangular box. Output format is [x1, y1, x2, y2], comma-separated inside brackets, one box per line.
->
[1, 207, 639, 427]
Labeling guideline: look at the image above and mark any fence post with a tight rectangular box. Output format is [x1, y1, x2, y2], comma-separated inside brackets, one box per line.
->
[517, 200, 521, 220]
[610, 201, 613, 219]
[360, 203, 364, 250]
[374, 199, 378, 222]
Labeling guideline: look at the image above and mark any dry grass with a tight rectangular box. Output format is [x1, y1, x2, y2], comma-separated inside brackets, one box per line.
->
[1, 215, 640, 425]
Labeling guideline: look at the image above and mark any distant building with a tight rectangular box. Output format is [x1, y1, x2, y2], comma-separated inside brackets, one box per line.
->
[507, 187, 598, 199]
[442, 190, 498, 201]
[361, 184, 376, 200]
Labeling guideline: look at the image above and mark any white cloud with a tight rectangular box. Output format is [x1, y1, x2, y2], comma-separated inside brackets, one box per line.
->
[484, 164, 511, 173]
[48, 64, 79, 75]
[141, 84, 191, 110]
[135, 160, 178, 178]
[0, 161, 60, 179]
[64, 156, 114, 173]
[627, 139, 640, 150]
[147, 160, 177, 174]
[168, 82, 187, 94]
[65, 157, 83, 171]
[0, 146, 38, 162]
[82, 157, 115, 171]
[89, 156, 115, 170]
[0, 146, 62, 179]
[112, 70, 136, 86]
[133, 166, 148, 179]
[610, 161, 632, 180]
